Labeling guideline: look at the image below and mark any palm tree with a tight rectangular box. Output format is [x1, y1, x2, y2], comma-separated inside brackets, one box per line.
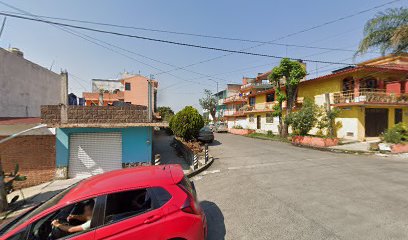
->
[356, 7, 408, 56]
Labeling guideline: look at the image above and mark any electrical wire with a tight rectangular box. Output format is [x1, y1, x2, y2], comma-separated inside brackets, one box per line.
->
[0, 11, 356, 66]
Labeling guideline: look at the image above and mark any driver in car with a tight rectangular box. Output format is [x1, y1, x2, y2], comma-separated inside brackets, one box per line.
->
[51, 200, 94, 233]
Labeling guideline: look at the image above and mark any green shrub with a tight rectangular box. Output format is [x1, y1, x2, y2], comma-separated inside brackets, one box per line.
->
[233, 125, 243, 129]
[287, 98, 317, 136]
[267, 130, 273, 136]
[170, 106, 204, 140]
[382, 123, 408, 144]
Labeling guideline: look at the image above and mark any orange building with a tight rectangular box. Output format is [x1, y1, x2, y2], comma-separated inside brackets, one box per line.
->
[83, 75, 158, 111]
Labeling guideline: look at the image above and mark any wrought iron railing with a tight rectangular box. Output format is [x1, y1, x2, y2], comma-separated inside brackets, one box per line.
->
[241, 82, 273, 90]
[224, 95, 246, 103]
[333, 88, 408, 104]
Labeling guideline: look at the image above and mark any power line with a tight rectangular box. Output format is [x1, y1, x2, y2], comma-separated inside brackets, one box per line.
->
[0, 1, 217, 89]
[0, 11, 356, 66]
[0, 10, 380, 55]
[152, 0, 401, 76]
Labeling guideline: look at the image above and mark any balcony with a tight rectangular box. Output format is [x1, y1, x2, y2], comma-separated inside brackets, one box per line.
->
[224, 95, 247, 104]
[224, 110, 246, 117]
[241, 82, 273, 90]
[333, 89, 408, 105]
[240, 102, 276, 113]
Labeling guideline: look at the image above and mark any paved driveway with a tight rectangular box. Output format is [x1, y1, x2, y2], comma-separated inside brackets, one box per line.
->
[196, 133, 408, 240]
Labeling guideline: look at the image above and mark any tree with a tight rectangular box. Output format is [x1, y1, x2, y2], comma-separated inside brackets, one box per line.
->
[356, 7, 408, 56]
[170, 106, 204, 140]
[268, 58, 307, 137]
[157, 106, 174, 122]
[199, 89, 217, 122]
[287, 98, 318, 136]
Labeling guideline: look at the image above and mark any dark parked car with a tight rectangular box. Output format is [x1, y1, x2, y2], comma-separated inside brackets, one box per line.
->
[198, 126, 214, 143]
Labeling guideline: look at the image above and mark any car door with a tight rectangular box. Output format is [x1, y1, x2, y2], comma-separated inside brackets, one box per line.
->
[95, 188, 165, 240]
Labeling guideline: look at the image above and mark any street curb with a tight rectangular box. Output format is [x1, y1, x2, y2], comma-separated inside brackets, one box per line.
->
[186, 157, 214, 178]
[291, 143, 376, 155]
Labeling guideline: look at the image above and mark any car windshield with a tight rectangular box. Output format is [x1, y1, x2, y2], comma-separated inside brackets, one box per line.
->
[201, 127, 211, 131]
[0, 183, 77, 235]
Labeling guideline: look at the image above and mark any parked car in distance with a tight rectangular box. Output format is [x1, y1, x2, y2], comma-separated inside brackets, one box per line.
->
[198, 126, 214, 143]
[0, 165, 207, 240]
[215, 122, 228, 133]
[207, 123, 215, 132]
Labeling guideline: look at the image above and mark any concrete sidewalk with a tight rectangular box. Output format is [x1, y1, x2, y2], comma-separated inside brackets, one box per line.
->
[153, 130, 190, 170]
[3, 178, 81, 219]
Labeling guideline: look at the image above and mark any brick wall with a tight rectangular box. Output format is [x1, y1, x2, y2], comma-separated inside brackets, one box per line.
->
[0, 135, 56, 188]
[41, 105, 150, 125]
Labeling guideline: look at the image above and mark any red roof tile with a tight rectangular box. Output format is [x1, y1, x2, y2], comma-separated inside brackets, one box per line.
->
[0, 117, 41, 125]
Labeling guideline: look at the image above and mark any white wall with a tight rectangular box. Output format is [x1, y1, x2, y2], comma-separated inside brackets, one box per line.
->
[0, 48, 61, 117]
[227, 117, 248, 129]
[336, 117, 359, 140]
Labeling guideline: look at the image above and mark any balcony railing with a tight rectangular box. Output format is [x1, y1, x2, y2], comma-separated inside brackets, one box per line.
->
[333, 89, 408, 105]
[224, 110, 246, 116]
[241, 82, 273, 90]
[239, 102, 276, 112]
[224, 95, 246, 103]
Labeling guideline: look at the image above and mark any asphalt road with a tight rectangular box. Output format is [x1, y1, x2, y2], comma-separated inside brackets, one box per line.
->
[195, 133, 408, 240]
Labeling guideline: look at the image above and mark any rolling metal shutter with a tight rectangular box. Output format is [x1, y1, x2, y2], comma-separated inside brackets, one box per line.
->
[69, 132, 122, 179]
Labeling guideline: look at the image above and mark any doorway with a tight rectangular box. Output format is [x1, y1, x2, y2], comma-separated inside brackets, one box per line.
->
[365, 108, 388, 137]
[256, 115, 261, 129]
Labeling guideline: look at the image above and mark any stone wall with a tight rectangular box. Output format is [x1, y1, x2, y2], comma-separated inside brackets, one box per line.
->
[41, 105, 149, 125]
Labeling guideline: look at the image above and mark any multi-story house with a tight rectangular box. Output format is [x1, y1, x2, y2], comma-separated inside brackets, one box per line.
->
[213, 84, 242, 121]
[299, 53, 408, 141]
[0, 47, 61, 118]
[82, 74, 158, 112]
[224, 75, 279, 131]
[225, 54, 408, 141]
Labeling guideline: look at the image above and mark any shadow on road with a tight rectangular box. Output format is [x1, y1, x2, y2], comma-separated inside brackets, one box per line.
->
[200, 201, 226, 240]
[208, 140, 222, 146]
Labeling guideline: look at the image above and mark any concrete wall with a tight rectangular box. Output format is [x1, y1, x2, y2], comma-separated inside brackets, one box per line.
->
[56, 127, 153, 168]
[0, 48, 61, 117]
[92, 79, 123, 92]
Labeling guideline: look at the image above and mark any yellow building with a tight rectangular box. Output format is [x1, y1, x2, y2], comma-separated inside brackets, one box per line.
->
[298, 54, 408, 141]
[224, 54, 408, 141]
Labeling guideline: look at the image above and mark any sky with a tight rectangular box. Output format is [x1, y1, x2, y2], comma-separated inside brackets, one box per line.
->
[0, 0, 405, 112]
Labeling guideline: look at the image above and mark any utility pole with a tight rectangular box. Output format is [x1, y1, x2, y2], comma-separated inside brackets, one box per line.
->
[60, 71, 69, 124]
[148, 75, 153, 122]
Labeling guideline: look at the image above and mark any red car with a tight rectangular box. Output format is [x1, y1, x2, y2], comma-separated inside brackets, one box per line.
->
[0, 164, 207, 240]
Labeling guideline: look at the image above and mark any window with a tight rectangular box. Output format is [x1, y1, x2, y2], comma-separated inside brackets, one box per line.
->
[6, 227, 29, 240]
[266, 113, 274, 123]
[266, 93, 275, 102]
[1, 183, 78, 236]
[104, 189, 154, 224]
[25, 198, 97, 240]
[125, 82, 131, 91]
[249, 97, 256, 106]
[395, 109, 403, 124]
[249, 114, 254, 123]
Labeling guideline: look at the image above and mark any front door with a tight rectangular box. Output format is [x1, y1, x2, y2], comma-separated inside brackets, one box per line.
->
[256, 115, 261, 129]
[365, 108, 388, 137]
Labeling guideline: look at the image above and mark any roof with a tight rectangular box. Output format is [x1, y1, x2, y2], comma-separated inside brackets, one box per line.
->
[305, 64, 408, 83]
[60, 165, 183, 203]
[0, 117, 41, 125]
[256, 71, 272, 81]
[50, 122, 168, 128]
